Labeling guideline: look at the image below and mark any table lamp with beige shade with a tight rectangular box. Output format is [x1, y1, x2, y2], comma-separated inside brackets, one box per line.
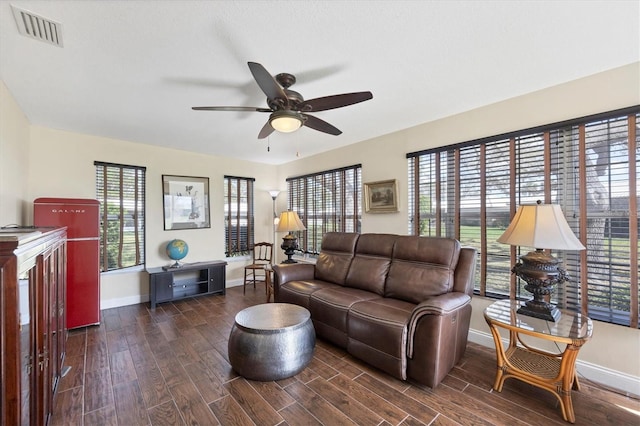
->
[497, 201, 586, 321]
[276, 210, 306, 264]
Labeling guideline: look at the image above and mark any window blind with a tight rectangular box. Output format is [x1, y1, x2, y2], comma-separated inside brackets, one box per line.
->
[224, 176, 255, 256]
[407, 107, 639, 327]
[94, 161, 146, 272]
[286, 164, 362, 255]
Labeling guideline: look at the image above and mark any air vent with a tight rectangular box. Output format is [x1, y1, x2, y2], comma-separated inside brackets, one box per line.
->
[11, 5, 63, 47]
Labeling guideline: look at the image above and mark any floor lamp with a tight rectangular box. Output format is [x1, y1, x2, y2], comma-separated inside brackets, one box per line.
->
[268, 190, 280, 262]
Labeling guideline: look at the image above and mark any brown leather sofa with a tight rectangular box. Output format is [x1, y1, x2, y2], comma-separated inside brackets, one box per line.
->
[272, 232, 477, 388]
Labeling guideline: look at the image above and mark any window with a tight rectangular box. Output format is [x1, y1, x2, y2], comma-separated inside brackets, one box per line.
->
[224, 176, 255, 257]
[95, 161, 146, 272]
[287, 164, 362, 255]
[408, 107, 639, 328]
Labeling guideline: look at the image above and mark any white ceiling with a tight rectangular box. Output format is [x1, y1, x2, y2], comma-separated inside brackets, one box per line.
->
[1, 1, 638, 165]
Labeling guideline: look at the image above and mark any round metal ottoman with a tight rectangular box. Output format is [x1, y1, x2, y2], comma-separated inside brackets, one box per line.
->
[228, 303, 316, 381]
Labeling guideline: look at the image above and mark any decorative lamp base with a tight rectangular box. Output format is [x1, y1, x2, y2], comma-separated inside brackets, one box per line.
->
[281, 233, 298, 264]
[513, 249, 568, 322]
[517, 301, 561, 322]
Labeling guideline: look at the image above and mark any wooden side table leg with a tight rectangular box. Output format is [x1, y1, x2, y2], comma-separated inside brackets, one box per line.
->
[572, 373, 581, 391]
[558, 388, 575, 423]
[486, 322, 507, 392]
[557, 345, 581, 423]
[265, 269, 273, 302]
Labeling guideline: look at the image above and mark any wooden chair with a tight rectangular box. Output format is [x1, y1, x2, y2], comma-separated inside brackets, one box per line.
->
[243, 242, 273, 295]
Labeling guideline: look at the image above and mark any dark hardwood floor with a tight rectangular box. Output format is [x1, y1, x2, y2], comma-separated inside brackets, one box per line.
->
[51, 286, 639, 425]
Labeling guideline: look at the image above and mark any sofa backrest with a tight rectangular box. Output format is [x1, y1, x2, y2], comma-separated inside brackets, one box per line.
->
[315, 232, 359, 285]
[344, 233, 396, 295]
[385, 236, 461, 303]
[454, 247, 477, 296]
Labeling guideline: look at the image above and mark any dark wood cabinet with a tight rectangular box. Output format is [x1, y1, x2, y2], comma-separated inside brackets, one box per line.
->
[148, 260, 226, 309]
[0, 228, 67, 426]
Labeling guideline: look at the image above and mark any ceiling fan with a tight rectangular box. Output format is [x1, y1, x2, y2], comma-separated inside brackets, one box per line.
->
[192, 62, 373, 139]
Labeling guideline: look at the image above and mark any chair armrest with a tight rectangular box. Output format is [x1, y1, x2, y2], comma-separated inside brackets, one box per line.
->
[406, 292, 471, 358]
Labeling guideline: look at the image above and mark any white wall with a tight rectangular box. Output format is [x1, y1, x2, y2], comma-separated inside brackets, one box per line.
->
[1, 62, 638, 395]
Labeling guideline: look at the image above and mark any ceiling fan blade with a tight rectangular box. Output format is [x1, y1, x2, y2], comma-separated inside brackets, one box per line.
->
[258, 120, 275, 139]
[248, 62, 287, 104]
[192, 106, 272, 112]
[299, 91, 373, 112]
[302, 114, 342, 136]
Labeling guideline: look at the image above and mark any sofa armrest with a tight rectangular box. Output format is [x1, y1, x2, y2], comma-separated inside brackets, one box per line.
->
[406, 292, 471, 358]
[272, 263, 316, 286]
[272, 263, 316, 300]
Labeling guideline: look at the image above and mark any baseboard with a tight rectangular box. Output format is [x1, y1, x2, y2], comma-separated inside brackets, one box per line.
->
[468, 329, 640, 397]
[100, 294, 149, 310]
[226, 278, 243, 288]
[100, 279, 246, 310]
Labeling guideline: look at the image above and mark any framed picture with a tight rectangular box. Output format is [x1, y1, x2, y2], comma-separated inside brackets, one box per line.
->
[162, 175, 210, 230]
[364, 179, 398, 213]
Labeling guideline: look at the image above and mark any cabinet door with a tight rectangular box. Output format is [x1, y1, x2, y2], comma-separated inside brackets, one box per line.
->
[50, 248, 60, 392]
[208, 264, 226, 293]
[153, 273, 174, 303]
[19, 265, 36, 426]
[35, 251, 53, 426]
[56, 242, 67, 384]
[50, 241, 66, 393]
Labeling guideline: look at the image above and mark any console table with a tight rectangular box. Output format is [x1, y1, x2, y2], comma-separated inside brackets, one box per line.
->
[147, 260, 226, 308]
[484, 300, 593, 423]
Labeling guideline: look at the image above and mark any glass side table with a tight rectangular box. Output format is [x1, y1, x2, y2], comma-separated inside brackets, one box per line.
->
[484, 300, 593, 423]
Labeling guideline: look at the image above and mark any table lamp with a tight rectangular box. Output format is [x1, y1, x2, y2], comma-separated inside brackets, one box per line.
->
[497, 201, 585, 321]
[276, 210, 306, 263]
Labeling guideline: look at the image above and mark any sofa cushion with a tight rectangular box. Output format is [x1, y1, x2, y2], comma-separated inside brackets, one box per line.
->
[347, 298, 416, 380]
[385, 236, 460, 304]
[315, 232, 359, 285]
[309, 287, 382, 347]
[278, 279, 340, 309]
[344, 233, 396, 295]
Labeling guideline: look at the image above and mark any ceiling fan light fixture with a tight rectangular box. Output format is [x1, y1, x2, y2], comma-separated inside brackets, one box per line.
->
[270, 110, 303, 133]
[193, 62, 372, 138]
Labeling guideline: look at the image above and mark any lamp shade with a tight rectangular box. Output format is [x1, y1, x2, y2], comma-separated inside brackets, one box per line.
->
[268, 190, 280, 199]
[270, 111, 302, 133]
[497, 203, 585, 250]
[276, 211, 306, 232]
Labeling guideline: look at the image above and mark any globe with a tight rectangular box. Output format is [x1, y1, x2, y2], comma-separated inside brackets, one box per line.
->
[166, 239, 188, 268]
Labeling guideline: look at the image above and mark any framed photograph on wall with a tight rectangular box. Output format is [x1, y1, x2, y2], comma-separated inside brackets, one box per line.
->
[162, 175, 210, 230]
[364, 179, 398, 213]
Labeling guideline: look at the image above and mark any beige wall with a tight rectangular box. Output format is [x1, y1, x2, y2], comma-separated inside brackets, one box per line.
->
[276, 62, 640, 393]
[23, 125, 279, 304]
[0, 81, 31, 225]
[0, 62, 638, 394]
[278, 63, 640, 234]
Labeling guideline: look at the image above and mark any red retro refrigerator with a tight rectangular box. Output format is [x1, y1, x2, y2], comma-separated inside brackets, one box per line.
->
[34, 198, 101, 329]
